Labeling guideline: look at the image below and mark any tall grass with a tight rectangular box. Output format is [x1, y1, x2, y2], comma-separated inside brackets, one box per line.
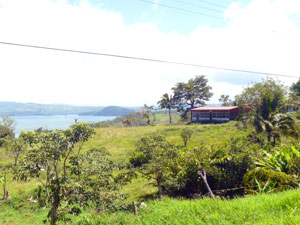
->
[81, 190, 300, 225]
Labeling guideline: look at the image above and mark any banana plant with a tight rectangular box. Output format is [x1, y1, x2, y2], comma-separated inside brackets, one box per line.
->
[256, 145, 300, 174]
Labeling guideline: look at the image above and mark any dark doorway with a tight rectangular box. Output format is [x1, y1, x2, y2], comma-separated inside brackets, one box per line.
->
[209, 111, 212, 121]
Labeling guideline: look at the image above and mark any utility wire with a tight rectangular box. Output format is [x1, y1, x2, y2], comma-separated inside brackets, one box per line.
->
[0, 41, 298, 78]
[195, 0, 227, 9]
[136, 0, 224, 20]
[166, 0, 224, 13]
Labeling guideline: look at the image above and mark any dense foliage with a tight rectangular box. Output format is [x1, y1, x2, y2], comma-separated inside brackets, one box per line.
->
[9, 123, 129, 225]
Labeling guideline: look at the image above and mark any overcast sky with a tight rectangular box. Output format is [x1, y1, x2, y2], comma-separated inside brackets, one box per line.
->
[0, 0, 299, 106]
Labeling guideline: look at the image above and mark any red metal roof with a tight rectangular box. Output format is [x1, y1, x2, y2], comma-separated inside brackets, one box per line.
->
[191, 106, 238, 111]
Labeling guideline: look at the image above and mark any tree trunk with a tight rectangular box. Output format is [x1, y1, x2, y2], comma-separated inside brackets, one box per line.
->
[157, 176, 163, 200]
[63, 148, 72, 180]
[77, 143, 83, 181]
[132, 201, 138, 215]
[50, 184, 60, 225]
[46, 166, 50, 202]
[2, 172, 8, 200]
[198, 169, 215, 198]
[168, 108, 172, 124]
[2, 183, 6, 200]
[14, 155, 19, 166]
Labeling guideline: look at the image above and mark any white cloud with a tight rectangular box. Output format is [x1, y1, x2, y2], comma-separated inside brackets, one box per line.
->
[0, 0, 299, 106]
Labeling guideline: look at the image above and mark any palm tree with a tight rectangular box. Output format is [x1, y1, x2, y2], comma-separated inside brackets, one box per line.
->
[254, 113, 298, 145]
[157, 93, 175, 124]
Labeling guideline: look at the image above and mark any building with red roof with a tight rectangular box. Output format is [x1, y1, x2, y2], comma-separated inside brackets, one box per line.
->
[191, 106, 239, 123]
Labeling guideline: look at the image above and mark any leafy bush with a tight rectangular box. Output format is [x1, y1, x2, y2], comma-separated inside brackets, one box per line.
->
[163, 136, 258, 197]
[130, 134, 180, 198]
[256, 144, 300, 175]
[180, 128, 193, 147]
[129, 152, 147, 167]
[0, 125, 13, 146]
[243, 167, 299, 192]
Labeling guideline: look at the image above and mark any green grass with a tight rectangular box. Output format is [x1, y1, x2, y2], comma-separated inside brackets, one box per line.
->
[154, 112, 180, 124]
[84, 122, 249, 159]
[0, 122, 253, 224]
[2, 189, 300, 224]
[1, 122, 251, 201]
[82, 122, 251, 201]
[88, 190, 300, 225]
[0, 198, 48, 225]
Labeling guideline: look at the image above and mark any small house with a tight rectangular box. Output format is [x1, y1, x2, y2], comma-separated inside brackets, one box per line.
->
[191, 106, 239, 123]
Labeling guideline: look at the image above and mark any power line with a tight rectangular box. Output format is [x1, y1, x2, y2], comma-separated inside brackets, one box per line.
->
[195, 0, 227, 9]
[166, 0, 224, 13]
[136, 0, 224, 20]
[0, 41, 298, 78]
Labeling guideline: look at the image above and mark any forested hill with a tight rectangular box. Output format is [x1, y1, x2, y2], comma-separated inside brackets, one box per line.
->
[0, 102, 102, 116]
[0, 102, 137, 116]
[79, 106, 133, 116]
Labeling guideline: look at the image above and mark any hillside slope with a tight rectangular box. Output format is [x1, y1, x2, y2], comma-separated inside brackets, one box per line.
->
[0, 101, 102, 116]
[79, 106, 132, 116]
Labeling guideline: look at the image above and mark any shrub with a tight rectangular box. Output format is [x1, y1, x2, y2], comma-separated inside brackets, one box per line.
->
[243, 168, 299, 192]
[180, 128, 193, 147]
[256, 145, 300, 175]
[163, 137, 258, 197]
[129, 152, 147, 167]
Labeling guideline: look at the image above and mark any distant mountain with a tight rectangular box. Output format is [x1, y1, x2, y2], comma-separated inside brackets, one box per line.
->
[80, 106, 132, 116]
[0, 101, 103, 116]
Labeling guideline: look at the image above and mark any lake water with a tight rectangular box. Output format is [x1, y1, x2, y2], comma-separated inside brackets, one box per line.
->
[11, 115, 116, 136]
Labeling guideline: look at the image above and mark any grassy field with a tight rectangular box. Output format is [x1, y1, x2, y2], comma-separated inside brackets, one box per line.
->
[82, 122, 251, 201]
[84, 121, 248, 160]
[90, 189, 300, 225]
[2, 186, 300, 224]
[0, 121, 272, 224]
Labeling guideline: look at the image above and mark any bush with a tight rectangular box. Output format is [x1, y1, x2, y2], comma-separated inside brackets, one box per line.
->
[0, 124, 13, 146]
[129, 152, 147, 167]
[180, 128, 193, 147]
[163, 137, 258, 198]
[243, 168, 299, 192]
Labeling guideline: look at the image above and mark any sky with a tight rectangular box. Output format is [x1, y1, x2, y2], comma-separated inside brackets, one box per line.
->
[0, 0, 300, 106]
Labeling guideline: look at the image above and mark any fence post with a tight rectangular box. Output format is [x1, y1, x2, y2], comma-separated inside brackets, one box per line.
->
[133, 201, 138, 216]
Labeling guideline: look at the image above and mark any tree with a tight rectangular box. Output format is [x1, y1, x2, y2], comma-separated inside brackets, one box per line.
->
[16, 129, 126, 225]
[180, 128, 193, 147]
[16, 130, 70, 224]
[218, 95, 232, 106]
[19, 130, 40, 147]
[0, 125, 13, 146]
[79, 147, 128, 212]
[130, 134, 179, 199]
[141, 104, 154, 125]
[172, 75, 213, 119]
[0, 168, 9, 200]
[67, 122, 95, 181]
[235, 78, 287, 115]
[290, 78, 300, 98]
[157, 93, 175, 124]
[5, 138, 27, 166]
[254, 113, 298, 145]
[0, 116, 15, 132]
